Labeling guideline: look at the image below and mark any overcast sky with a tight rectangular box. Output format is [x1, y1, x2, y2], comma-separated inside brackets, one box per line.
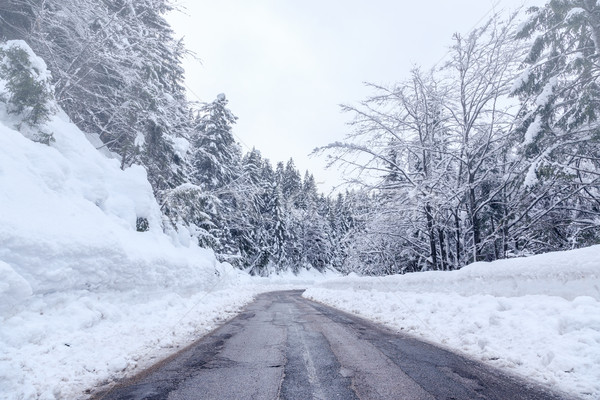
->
[167, 0, 543, 193]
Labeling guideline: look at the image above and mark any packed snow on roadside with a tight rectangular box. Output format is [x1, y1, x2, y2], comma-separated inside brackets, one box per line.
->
[0, 42, 331, 400]
[304, 247, 600, 399]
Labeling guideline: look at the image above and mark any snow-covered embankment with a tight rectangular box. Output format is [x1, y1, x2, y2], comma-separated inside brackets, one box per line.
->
[304, 247, 600, 399]
[0, 41, 260, 399]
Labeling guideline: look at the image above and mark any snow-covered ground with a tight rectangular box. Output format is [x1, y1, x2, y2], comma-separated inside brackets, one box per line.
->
[304, 247, 600, 399]
[0, 267, 325, 399]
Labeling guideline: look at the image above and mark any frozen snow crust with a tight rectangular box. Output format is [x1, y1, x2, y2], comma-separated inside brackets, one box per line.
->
[305, 247, 600, 399]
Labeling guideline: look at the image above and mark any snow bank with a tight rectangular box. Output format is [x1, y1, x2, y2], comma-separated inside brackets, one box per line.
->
[315, 245, 600, 300]
[304, 247, 600, 399]
[0, 282, 258, 399]
[0, 108, 225, 297]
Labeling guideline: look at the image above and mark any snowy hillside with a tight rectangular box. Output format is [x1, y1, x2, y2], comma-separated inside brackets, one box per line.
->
[305, 247, 600, 398]
[0, 41, 265, 399]
[0, 42, 229, 296]
[0, 107, 224, 297]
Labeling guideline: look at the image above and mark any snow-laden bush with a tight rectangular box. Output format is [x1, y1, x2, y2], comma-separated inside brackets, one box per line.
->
[0, 40, 54, 137]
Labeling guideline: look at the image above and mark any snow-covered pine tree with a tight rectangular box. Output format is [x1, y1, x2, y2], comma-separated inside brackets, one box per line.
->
[0, 41, 54, 129]
[0, 0, 191, 191]
[172, 93, 244, 256]
[192, 94, 241, 190]
[282, 158, 303, 205]
[261, 180, 288, 271]
[231, 149, 270, 274]
[513, 0, 600, 251]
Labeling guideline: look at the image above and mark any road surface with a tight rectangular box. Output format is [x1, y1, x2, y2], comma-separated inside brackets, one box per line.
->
[94, 290, 567, 400]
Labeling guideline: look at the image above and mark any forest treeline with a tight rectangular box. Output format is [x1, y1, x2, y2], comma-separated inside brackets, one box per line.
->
[1, 1, 598, 275]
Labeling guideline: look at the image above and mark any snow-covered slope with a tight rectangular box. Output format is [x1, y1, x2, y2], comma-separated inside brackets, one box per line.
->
[0, 109, 226, 297]
[304, 247, 600, 399]
[0, 41, 262, 399]
[0, 42, 232, 300]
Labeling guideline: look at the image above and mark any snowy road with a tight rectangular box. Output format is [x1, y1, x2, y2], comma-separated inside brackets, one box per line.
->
[94, 290, 565, 400]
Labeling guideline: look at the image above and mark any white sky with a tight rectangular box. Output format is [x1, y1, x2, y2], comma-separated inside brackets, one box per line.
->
[167, 0, 543, 193]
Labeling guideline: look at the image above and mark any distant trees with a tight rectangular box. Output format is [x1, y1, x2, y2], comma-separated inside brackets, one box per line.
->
[221, 149, 351, 276]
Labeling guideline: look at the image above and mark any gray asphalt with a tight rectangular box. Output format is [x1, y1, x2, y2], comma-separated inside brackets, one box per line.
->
[93, 290, 568, 400]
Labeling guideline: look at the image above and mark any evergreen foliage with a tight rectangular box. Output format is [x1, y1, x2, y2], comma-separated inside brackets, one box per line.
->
[0, 42, 53, 127]
[512, 0, 600, 253]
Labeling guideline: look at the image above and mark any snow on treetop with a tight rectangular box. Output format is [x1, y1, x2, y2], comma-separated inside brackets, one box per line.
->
[1, 40, 52, 82]
[566, 7, 585, 21]
[217, 93, 226, 101]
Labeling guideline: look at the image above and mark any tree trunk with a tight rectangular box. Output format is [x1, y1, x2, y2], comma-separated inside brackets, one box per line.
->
[438, 228, 447, 270]
[454, 211, 461, 267]
[425, 204, 438, 270]
[491, 217, 499, 261]
[468, 174, 481, 263]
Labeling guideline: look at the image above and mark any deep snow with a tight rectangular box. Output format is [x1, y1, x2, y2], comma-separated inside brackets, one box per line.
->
[304, 246, 600, 399]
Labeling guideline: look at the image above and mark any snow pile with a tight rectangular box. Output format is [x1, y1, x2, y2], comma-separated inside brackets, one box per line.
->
[250, 267, 341, 288]
[0, 106, 223, 296]
[1, 283, 259, 399]
[314, 245, 600, 299]
[304, 246, 600, 399]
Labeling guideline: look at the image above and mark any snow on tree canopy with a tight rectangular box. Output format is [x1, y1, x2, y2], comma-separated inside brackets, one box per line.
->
[0, 40, 51, 82]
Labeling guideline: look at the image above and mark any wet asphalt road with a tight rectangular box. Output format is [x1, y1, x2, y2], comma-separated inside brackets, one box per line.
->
[95, 290, 567, 400]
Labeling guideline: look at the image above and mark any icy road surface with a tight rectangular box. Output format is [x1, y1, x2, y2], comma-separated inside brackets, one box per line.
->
[94, 290, 567, 400]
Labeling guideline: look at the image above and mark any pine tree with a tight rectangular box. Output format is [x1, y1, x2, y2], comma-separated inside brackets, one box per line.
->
[513, 0, 600, 251]
[192, 94, 241, 190]
[0, 41, 53, 128]
[180, 94, 244, 256]
[282, 158, 303, 202]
